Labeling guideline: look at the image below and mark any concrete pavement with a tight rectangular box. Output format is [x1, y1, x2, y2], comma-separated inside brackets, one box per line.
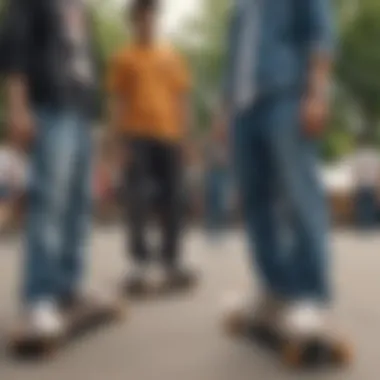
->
[0, 227, 379, 380]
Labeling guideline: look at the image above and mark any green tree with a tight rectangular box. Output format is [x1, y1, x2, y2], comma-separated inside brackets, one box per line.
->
[322, 86, 357, 162]
[337, 0, 380, 141]
[176, 0, 231, 133]
[91, 0, 128, 61]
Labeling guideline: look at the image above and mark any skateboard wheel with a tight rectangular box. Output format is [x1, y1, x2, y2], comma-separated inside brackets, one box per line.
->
[283, 343, 302, 367]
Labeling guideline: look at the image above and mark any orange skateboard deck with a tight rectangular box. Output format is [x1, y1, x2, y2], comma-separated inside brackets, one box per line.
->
[223, 308, 352, 369]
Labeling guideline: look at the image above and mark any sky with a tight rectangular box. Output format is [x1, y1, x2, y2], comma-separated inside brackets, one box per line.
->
[160, 0, 200, 36]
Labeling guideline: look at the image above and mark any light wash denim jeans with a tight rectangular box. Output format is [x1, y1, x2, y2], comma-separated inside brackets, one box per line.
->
[23, 106, 92, 304]
[232, 92, 330, 302]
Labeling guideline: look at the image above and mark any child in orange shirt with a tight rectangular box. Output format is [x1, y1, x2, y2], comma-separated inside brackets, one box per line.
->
[107, 0, 196, 292]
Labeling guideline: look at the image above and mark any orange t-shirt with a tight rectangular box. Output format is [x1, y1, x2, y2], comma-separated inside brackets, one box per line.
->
[107, 44, 191, 142]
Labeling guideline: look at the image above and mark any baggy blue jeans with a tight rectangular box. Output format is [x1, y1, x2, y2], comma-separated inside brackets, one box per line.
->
[231, 93, 330, 302]
[23, 106, 92, 304]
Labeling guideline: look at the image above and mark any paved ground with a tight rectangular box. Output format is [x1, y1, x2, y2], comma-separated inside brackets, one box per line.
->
[0, 227, 379, 380]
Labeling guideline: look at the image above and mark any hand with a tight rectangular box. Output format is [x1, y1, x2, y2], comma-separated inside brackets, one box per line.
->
[301, 92, 329, 138]
[8, 105, 35, 148]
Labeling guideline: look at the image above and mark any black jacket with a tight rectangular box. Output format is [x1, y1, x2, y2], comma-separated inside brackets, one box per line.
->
[1, 0, 103, 117]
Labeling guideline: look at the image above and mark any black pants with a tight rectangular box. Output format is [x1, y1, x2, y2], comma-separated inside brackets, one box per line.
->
[123, 138, 183, 267]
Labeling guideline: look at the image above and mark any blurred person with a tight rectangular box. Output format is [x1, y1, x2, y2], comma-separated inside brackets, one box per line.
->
[4, 0, 102, 338]
[183, 142, 204, 223]
[94, 153, 113, 219]
[204, 122, 230, 239]
[93, 136, 122, 222]
[215, 0, 335, 337]
[0, 143, 27, 231]
[107, 0, 194, 291]
[352, 135, 380, 229]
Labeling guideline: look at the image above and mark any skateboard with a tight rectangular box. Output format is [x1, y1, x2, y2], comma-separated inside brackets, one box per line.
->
[124, 271, 199, 299]
[8, 298, 125, 358]
[222, 307, 352, 369]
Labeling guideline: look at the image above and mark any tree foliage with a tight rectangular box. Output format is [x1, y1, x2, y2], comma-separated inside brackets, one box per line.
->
[0, 0, 379, 160]
[337, 0, 380, 139]
[176, 0, 231, 133]
[91, 0, 128, 61]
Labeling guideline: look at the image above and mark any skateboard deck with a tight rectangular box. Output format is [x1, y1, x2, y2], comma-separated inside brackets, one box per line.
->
[8, 298, 125, 358]
[223, 308, 352, 369]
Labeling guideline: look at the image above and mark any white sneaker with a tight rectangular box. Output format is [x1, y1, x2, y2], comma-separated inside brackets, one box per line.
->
[28, 300, 65, 338]
[281, 301, 326, 338]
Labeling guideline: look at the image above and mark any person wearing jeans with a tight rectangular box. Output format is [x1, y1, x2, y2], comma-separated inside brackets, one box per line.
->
[205, 166, 228, 234]
[215, 0, 335, 336]
[352, 140, 380, 229]
[4, 0, 101, 337]
[24, 110, 92, 303]
[205, 151, 229, 238]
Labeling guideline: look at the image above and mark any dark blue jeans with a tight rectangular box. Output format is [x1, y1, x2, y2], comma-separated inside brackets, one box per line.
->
[232, 93, 330, 302]
[355, 187, 378, 229]
[23, 107, 92, 304]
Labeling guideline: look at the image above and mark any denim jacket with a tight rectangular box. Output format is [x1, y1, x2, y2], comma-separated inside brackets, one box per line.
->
[223, 0, 335, 106]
